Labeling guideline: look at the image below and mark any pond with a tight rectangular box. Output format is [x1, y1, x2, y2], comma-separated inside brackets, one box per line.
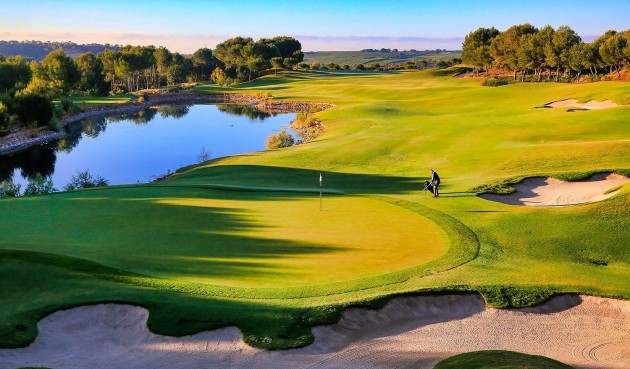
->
[0, 104, 296, 188]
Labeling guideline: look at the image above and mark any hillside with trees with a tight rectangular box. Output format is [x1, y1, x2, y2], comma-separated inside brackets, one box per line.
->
[0, 40, 120, 60]
[462, 24, 630, 82]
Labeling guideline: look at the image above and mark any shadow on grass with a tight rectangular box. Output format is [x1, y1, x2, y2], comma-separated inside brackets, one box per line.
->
[164, 164, 425, 196]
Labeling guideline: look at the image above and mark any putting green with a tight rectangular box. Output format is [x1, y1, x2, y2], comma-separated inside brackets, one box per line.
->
[0, 186, 447, 287]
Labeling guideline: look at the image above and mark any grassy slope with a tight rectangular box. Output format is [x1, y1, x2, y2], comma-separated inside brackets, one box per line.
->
[434, 350, 575, 369]
[303, 50, 461, 66]
[0, 69, 628, 349]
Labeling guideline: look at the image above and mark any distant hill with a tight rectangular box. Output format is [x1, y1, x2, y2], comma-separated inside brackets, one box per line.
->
[0, 40, 120, 60]
[303, 49, 461, 66]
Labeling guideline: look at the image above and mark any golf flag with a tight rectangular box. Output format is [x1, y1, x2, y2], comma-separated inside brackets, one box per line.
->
[319, 173, 322, 186]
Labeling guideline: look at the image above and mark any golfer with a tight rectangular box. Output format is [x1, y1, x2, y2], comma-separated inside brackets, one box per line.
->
[429, 169, 440, 197]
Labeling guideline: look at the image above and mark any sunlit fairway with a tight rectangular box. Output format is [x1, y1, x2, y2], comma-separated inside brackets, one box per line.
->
[1, 69, 628, 349]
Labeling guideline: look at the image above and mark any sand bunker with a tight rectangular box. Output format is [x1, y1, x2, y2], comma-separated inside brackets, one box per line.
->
[544, 99, 622, 110]
[1, 294, 629, 369]
[480, 173, 629, 206]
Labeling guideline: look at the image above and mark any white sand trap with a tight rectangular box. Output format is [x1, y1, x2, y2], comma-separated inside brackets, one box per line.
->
[480, 173, 629, 206]
[545, 99, 622, 110]
[1, 294, 629, 369]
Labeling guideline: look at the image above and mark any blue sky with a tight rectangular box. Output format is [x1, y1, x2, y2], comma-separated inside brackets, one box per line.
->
[2, 0, 629, 52]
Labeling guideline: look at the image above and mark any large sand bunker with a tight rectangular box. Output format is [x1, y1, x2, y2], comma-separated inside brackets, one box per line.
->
[544, 99, 622, 110]
[480, 173, 629, 206]
[1, 294, 629, 369]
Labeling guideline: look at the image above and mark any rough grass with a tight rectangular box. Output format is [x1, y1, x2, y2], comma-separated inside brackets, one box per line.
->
[1, 70, 629, 350]
[433, 350, 575, 369]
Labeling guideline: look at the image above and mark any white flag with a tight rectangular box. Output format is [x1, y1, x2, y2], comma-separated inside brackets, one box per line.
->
[319, 173, 322, 186]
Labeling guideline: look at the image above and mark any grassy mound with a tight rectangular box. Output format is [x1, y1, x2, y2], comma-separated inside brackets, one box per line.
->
[434, 350, 574, 369]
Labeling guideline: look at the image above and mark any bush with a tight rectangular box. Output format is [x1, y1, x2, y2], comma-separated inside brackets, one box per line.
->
[13, 93, 53, 127]
[265, 129, 295, 149]
[0, 181, 21, 198]
[136, 93, 147, 103]
[24, 174, 57, 196]
[482, 77, 510, 87]
[60, 97, 82, 114]
[64, 170, 109, 191]
[0, 102, 10, 136]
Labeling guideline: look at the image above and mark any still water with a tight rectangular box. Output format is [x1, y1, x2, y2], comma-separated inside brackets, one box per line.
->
[0, 104, 296, 187]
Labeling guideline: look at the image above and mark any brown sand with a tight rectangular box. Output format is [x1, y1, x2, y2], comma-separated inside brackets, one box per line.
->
[545, 99, 622, 110]
[1, 294, 628, 369]
[479, 173, 629, 206]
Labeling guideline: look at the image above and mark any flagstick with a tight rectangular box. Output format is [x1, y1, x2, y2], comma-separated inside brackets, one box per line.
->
[319, 173, 323, 211]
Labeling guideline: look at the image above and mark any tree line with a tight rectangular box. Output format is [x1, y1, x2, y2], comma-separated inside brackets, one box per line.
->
[462, 24, 630, 81]
[0, 36, 303, 136]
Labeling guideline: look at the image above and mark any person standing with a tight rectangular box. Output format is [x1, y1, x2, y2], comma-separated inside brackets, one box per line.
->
[430, 169, 440, 197]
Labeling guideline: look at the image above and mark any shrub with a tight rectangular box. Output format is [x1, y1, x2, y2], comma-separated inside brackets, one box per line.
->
[0, 181, 21, 198]
[24, 174, 57, 196]
[64, 170, 109, 191]
[265, 129, 295, 149]
[309, 61, 320, 70]
[60, 97, 82, 114]
[13, 93, 53, 127]
[482, 77, 509, 87]
[0, 102, 10, 137]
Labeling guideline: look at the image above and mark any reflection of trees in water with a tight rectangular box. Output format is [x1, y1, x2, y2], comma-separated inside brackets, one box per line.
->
[107, 107, 158, 125]
[82, 116, 108, 138]
[0, 144, 57, 182]
[216, 104, 274, 121]
[155, 105, 191, 119]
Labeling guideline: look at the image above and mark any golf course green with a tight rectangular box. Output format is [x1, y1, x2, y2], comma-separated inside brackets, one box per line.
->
[0, 69, 628, 349]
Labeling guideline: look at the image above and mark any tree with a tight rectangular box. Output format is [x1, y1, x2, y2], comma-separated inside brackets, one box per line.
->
[191, 48, 214, 81]
[26, 49, 80, 96]
[271, 36, 303, 60]
[154, 46, 172, 87]
[283, 57, 298, 73]
[461, 27, 500, 76]
[310, 61, 321, 69]
[490, 24, 537, 80]
[569, 42, 594, 80]
[0, 55, 31, 92]
[599, 32, 626, 78]
[97, 49, 119, 92]
[271, 57, 284, 74]
[76, 52, 107, 95]
[545, 25, 581, 81]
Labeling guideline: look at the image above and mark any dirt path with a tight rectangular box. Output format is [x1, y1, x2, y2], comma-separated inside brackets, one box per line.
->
[479, 173, 629, 206]
[1, 294, 628, 369]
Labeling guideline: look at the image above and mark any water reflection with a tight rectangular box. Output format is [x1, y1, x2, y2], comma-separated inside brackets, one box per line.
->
[216, 104, 274, 120]
[0, 144, 56, 182]
[0, 104, 294, 186]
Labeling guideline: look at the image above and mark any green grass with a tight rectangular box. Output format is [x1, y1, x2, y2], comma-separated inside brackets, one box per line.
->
[54, 95, 136, 107]
[1, 69, 629, 350]
[434, 350, 575, 369]
[303, 50, 461, 66]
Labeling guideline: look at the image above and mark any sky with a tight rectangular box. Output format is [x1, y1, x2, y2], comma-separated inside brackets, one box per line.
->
[1, 0, 629, 53]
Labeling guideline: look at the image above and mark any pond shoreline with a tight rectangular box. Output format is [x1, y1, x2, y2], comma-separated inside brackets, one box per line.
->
[0, 93, 333, 156]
